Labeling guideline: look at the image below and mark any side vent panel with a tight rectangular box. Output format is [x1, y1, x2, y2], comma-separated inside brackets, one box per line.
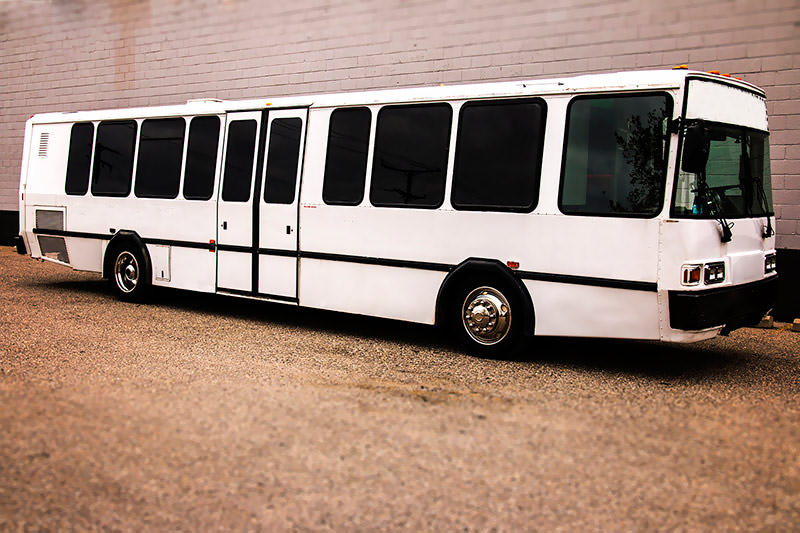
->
[35, 209, 69, 264]
[35, 209, 64, 231]
[38, 132, 50, 157]
[37, 236, 70, 264]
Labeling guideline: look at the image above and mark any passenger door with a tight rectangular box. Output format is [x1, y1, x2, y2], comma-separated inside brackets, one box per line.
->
[216, 111, 262, 293]
[216, 108, 307, 300]
[257, 108, 307, 300]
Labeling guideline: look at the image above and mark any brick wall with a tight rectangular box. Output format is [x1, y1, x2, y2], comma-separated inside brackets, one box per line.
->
[1, 0, 799, 248]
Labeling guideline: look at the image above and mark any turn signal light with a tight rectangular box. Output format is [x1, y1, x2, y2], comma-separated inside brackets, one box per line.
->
[681, 264, 702, 286]
[506, 261, 519, 270]
[673, 64, 688, 70]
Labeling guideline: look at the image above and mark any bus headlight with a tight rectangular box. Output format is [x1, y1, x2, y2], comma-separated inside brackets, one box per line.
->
[704, 262, 725, 284]
[765, 253, 777, 274]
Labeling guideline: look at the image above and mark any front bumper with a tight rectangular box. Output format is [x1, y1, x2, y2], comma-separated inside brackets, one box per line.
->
[668, 276, 778, 331]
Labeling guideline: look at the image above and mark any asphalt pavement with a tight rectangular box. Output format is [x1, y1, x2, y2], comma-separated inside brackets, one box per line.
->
[0, 247, 798, 530]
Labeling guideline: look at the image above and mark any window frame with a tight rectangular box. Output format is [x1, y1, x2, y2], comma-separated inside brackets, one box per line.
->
[369, 102, 453, 210]
[220, 119, 258, 203]
[451, 97, 548, 213]
[90, 119, 139, 198]
[134, 117, 187, 200]
[557, 91, 674, 219]
[182, 115, 222, 201]
[65, 121, 95, 196]
[263, 116, 304, 205]
[322, 106, 372, 207]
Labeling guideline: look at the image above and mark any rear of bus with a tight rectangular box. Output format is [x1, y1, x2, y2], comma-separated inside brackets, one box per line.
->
[660, 72, 777, 342]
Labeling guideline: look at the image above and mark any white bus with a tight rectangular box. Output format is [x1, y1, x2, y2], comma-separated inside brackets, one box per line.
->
[16, 69, 777, 355]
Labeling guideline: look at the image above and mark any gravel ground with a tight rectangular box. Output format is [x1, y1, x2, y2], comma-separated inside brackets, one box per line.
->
[0, 247, 798, 531]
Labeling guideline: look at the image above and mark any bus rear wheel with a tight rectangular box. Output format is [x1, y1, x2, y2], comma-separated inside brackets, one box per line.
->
[108, 245, 150, 301]
[451, 282, 522, 357]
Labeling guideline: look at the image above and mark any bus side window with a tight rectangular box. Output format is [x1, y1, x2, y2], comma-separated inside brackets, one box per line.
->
[452, 98, 546, 212]
[65, 122, 94, 196]
[263, 117, 303, 204]
[559, 94, 671, 217]
[370, 103, 452, 209]
[134, 118, 186, 199]
[322, 107, 371, 206]
[221, 120, 257, 202]
[183, 116, 221, 201]
[91, 120, 137, 197]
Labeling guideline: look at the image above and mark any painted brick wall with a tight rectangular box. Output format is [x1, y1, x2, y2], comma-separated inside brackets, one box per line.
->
[2, 0, 799, 248]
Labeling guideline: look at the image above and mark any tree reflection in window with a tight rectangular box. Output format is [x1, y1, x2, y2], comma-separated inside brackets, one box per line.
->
[560, 94, 671, 217]
[614, 108, 668, 214]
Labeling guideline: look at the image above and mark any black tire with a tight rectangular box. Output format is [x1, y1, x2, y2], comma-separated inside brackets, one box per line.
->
[107, 244, 150, 302]
[449, 278, 523, 357]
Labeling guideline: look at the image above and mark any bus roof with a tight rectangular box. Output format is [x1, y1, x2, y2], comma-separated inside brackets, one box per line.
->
[28, 69, 765, 124]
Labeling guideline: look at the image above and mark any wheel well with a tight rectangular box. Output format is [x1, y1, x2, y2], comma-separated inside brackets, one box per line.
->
[435, 258, 535, 336]
[102, 231, 151, 280]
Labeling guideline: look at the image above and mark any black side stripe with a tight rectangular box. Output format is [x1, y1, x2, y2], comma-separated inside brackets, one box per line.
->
[299, 250, 453, 272]
[216, 243, 253, 254]
[33, 228, 111, 240]
[217, 286, 298, 303]
[515, 270, 657, 292]
[32, 228, 657, 292]
[33, 228, 214, 250]
[259, 247, 298, 258]
[143, 237, 214, 250]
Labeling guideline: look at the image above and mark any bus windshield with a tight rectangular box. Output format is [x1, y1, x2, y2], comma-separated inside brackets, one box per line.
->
[673, 123, 773, 219]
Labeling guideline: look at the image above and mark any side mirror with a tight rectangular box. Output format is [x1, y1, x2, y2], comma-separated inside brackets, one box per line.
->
[681, 122, 710, 174]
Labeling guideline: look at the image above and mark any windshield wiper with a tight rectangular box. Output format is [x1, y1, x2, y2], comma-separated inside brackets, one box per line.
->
[753, 175, 774, 238]
[739, 133, 774, 238]
[693, 180, 733, 243]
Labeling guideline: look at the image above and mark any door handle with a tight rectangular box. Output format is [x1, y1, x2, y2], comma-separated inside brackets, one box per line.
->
[221, 221, 227, 230]
[286, 225, 293, 234]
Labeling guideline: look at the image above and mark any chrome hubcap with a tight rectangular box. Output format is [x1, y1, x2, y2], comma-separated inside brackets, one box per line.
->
[114, 251, 139, 293]
[462, 286, 511, 345]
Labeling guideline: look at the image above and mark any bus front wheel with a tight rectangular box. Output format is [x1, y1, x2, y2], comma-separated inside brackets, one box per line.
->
[451, 281, 522, 357]
[108, 245, 150, 301]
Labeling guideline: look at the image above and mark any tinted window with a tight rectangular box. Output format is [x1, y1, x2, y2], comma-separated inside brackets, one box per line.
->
[452, 99, 546, 211]
[323, 107, 371, 205]
[560, 94, 671, 216]
[91, 120, 137, 197]
[264, 118, 303, 204]
[134, 118, 186, 199]
[65, 122, 94, 195]
[370, 103, 452, 208]
[183, 116, 221, 200]
[221, 120, 257, 202]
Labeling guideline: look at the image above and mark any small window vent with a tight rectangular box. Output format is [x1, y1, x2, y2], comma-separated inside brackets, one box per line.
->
[38, 132, 50, 157]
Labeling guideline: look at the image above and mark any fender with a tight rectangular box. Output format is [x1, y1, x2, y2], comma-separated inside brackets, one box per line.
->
[103, 231, 152, 280]
[435, 258, 535, 336]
